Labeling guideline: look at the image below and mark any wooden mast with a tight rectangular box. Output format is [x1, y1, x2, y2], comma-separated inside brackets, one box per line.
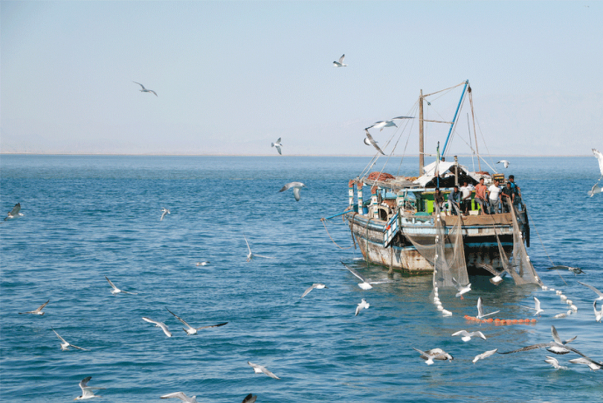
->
[419, 89, 424, 175]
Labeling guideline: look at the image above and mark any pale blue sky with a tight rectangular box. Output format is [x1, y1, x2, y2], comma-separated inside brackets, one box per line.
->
[1, 1, 601, 156]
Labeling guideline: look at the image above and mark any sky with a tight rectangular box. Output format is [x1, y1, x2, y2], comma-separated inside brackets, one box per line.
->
[1, 1, 602, 157]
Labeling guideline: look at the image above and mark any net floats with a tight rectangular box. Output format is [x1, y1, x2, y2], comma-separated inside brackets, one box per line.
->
[464, 315, 537, 325]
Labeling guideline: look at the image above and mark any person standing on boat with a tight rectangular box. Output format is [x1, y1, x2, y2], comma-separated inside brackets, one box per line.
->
[501, 181, 514, 213]
[460, 181, 474, 215]
[448, 185, 462, 215]
[488, 179, 502, 214]
[474, 178, 489, 214]
[508, 175, 523, 210]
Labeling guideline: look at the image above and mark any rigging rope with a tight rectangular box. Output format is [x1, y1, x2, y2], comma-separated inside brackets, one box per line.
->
[320, 217, 355, 250]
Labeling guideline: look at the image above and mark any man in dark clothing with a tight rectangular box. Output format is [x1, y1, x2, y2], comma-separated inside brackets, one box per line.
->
[501, 182, 514, 213]
[448, 185, 461, 215]
[434, 188, 445, 211]
[508, 175, 523, 210]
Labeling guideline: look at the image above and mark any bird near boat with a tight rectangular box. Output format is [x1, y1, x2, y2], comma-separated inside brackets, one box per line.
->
[499, 325, 581, 356]
[451, 277, 471, 299]
[279, 182, 306, 201]
[242, 394, 257, 403]
[75, 376, 105, 400]
[578, 281, 603, 301]
[476, 263, 504, 285]
[160, 208, 170, 221]
[365, 116, 415, 131]
[133, 81, 157, 96]
[142, 317, 172, 337]
[19, 300, 49, 315]
[364, 129, 385, 155]
[522, 296, 544, 316]
[473, 348, 498, 363]
[52, 328, 88, 351]
[451, 330, 487, 342]
[476, 297, 500, 319]
[355, 298, 370, 316]
[105, 276, 137, 295]
[497, 160, 510, 168]
[243, 235, 275, 262]
[340, 261, 394, 290]
[545, 356, 568, 370]
[271, 138, 283, 155]
[160, 392, 198, 402]
[547, 265, 584, 275]
[333, 54, 347, 67]
[593, 301, 602, 323]
[569, 356, 602, 371]
[4, 203, 23, 221]
[301, 283, 328, 298]
[247, 361, 280, 379]
[413, 347, 453, 365]
[166, 308, 227, 336]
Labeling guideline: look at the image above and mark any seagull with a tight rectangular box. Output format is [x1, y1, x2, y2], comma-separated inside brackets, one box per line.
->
[364, 129, 385, 155]
[340, 261, 393, 290]
[452, 277, 471, 299]
[545, 356, 568, 370]
[52, 328, 87, 351]
[547, 265, 584, 275]
[301, 283, 328, 298]
[499, 325, 582, 356]
[365, 116, 415, 131]
[593, 148, 603, 180]
[4, 203, 23, 221]
[594, 301, 603, 323]
[497, 160, 510, 168]
[476, 297, 500, 319]
[166, 308, 227, 336]
[105, 276, 137, 295]
[160, 392, 198, 402]
[142, 317, 172, 337]
[452, 330, 487, 342]
[569, 356, 602, 371]
[355, 298, 370, 316]
[588, 183, 602, 197]
[19, 300, 49, 315]
[196, 261, 210, 266]
[412, 347, 453, 365]
[160, 208, 170, 221]
[578, 281, 603, 301]
[473, 349, 498, 363]
[525, 296, 544, 316]
[247, 361, 280, 379]
[476, 263, 504, 285]
[271, 138, 283, 155]
[75, 376, 105, 400]
[333, 54, 347, 67]
[133, 81, 157, 96]
[242, 394, 257, 403]
[279, 182, 306, 201]
[243, 235, 274, 262]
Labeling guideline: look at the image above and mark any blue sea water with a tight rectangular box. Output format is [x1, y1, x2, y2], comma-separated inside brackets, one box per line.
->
[1, 155, 602, 403]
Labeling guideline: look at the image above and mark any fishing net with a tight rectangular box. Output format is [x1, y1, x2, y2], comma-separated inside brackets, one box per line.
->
[509, 206, 542, 285]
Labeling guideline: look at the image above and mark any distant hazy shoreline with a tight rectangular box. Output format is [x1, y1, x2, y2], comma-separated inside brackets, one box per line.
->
[0, 153, 592, 157]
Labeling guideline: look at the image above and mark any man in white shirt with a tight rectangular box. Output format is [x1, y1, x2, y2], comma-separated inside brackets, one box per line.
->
[488, 179, 502, 214]
[459, 181, 474, 215]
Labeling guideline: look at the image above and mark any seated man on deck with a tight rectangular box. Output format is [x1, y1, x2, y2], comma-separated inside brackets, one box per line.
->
[448, 185, 462, 215]
[474, 178, 488, 214]
[488, 179, 502, 214]
[434, 188, 445, 211]
[501, 181, 514, 213]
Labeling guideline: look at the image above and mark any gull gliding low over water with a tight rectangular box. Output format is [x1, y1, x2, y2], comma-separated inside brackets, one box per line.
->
[364, 129, 385, 155]
[452, 330, 487, 342]
[578, 281, 603, 301]
[497, 160, 510, 168]
[4, 203, 23, 221]
[271, 138, 282, 155]
[247, 361, 280, 379]
[105, 276, 137, 295]
[142, 317, 172, 337]
[355, 299, 370, 316]
[545, 356, 568, 370]
[279, 182, 306, 201]
[301, 283, 328, 298]
[452, 277, 471, 299]
[476, 263, 504, 285]
[19, 300, 49, 315]
[133, 81, 158, 96]
[242, 394, 257, 403]
[243, 235, 275, 262]
[340, 261, 393, 290]
[413, 347, 453, 365]
[160, 392, 198, 402]
[547, 265, 584, 275]
[166, 308, 227, 335]
[569, 356, 602, 371]
[365, 116, 414, 131]
[500, 326, 582, 356]
[473, 349, 498, 363]
[593, 301, 603, 323]
[333, 54, 347, 67]
[75, 376, 105, 400]
[476, 297, 500, 319]
[52, 328, 88, 351]
[160, 208, 170, 221]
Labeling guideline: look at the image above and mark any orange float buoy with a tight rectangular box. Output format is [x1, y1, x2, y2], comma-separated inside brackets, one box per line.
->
[511, 319, 518, 324]
[487, 318, 493, 323]
[531, 318, 537, 323]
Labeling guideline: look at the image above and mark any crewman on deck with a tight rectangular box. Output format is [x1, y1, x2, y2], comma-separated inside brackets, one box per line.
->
[508, 175, 523, 210]
[460, 181, 474, 216]
[448, 185, 462, 215]
[501, 181, 514, 213]
[435, 188, 445, 211]
[475, 178, 488, 215]
[488, 179, 502, 214]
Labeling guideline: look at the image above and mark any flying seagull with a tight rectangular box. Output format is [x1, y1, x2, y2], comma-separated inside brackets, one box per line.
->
[271, 138, 283, 155]
[160, 392, 198, 402]
[133, 81, 158, 96]
[4, 203, 23, 221]
[301, 283, 328, 298]
[340, 261, 393, 290]
[497, 160, 510, 168]
[452, 330, 487, 342]
[355, 298, 370, 316]
[452, 277, 471, 299]
[473, 348, 498, 363]
[142, 317, 172, 337]
[593, 300, 603, 323]
[364, 129, 385, 155]
[52, 328, 88, 351]
[105, 276, 137, 295]
[476, 263, 504, 285]
[578, 281, 603, 301]
[412, 347, 453, 365]
[242, 394, 257, 403]
[333, 54, 347, 67]
[243, 235, 275, 262]
[523, 296, 544, 316]
[161, 208, 170, 221]
[476, 297, 500, 319]
[588, 183, 602, 197]
[593, 148, 603, 180]
[499, 325, 582, 356]
[547, 265, 584, 275]
[247, 361, 280, 379]
[569, 356, 602, 371]
[365, 116, 415, 131]
[19, 300, 49, 315]
[279, 182, 306, 201]
[75, 376, 105, 400]
[545, 356, 568, 370]
[166, 308, 227, 336]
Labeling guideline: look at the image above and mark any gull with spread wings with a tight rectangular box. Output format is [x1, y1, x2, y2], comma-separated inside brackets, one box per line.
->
[244, 235, 275, 262]
[19, 300, 49, 316]
[340, 261, 393, 290]
[105, 276, 137, 295]
[52, 328, 88, 351]
[166, 308, 227, 336]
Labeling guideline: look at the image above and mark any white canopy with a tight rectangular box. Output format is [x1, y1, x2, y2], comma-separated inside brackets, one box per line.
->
[413, 160, 480, 187]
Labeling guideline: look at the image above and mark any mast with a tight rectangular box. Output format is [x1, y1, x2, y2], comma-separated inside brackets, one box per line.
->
[419, 89, 424, 175]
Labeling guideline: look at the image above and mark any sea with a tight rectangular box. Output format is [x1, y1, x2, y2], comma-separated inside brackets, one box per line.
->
[1, 154, 601, 403]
